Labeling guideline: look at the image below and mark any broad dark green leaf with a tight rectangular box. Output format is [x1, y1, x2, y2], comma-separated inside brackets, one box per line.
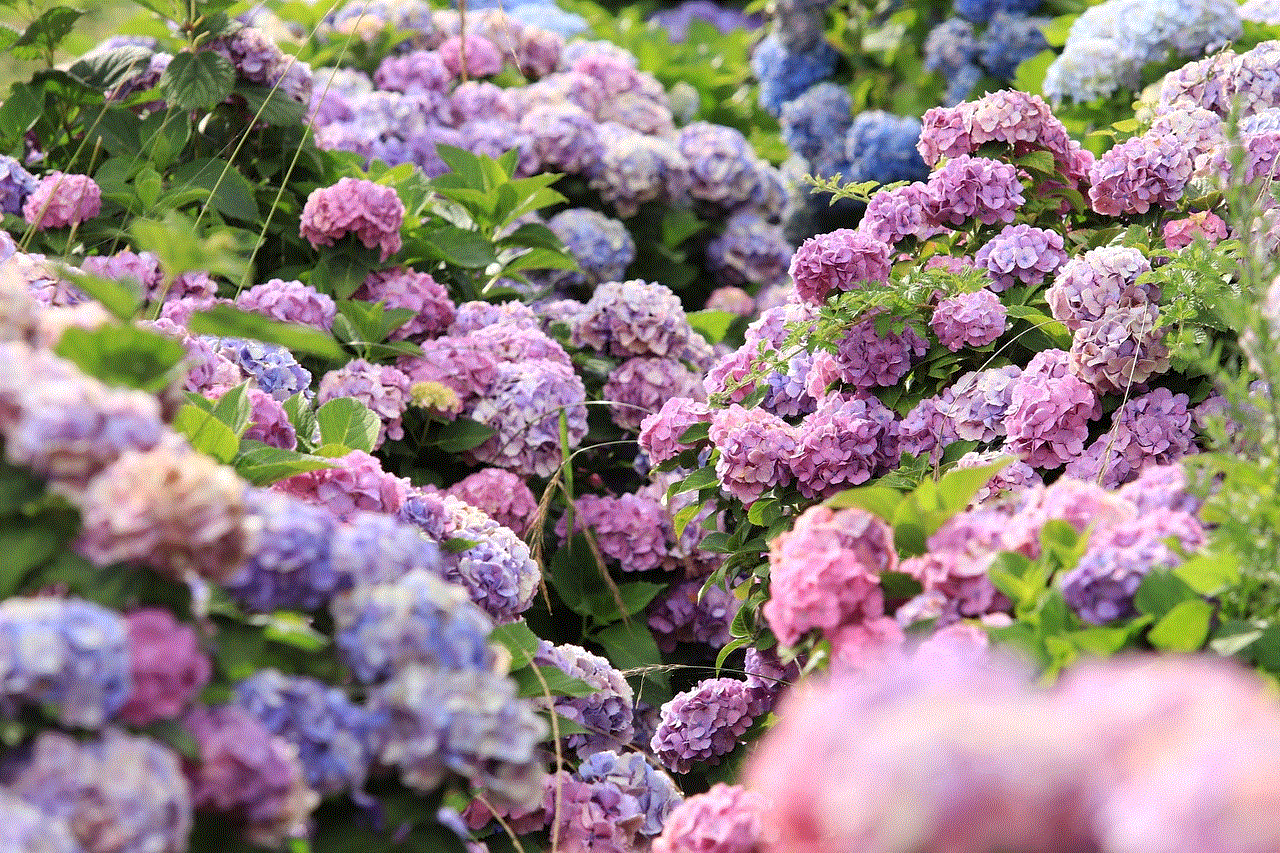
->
[431, 418, 496, 453]
[170, 158, 258, 221]
[53, 326, 185, 392]
[511, 665, 600, 699]
[315, 397, 380, 453]
[234, 83, 307, 126]
[159, 49, 235, 111]
[233, 442, 335, 486]
[417, 225, 499, 268]
[1147, 599, 1213, 652]
[172, 404, 241, 463]
[67, 45, 154, 90]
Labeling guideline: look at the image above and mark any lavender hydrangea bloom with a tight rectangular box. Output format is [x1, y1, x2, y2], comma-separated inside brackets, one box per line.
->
[743, 648, 800, 718]
[118, 609, 211, 727]
[860, 183, 941, 245]
[23, 172, 102, 230]
[975, 224, 1069, 291]
[1069, 304, 1171, 395]
[533, 642, 635, 757]
[214, 338, 312, 400]
[653, 783, 765, 853]
[955, 450, 1042, 506]
[0, 154, 37, 214]
[604, 356, 705, 432]
[706, 212, 793, 288]
[235, 670, 380, 795]
[677, 122, 766, 212]
[578, 749, 684, 837]
[900, 395, 960, 463]
[0, 597, 130, 728]
[548, 208, 636, 290]
[589, 124, 688, 217]
[468, 358, 588, 478]
[944, 365, 1024, 442]
[374, 663, 547, 809]
[1004, 372, 1098, 469]
[647, 577, 740, 655]
[558, 492, 671, 573]
[0, 792, 82, 853]
[925, 17, 979, 78]
[520, 102, 602, 175]
[652, 677, 755, 774]
[374, 50, 449, 93]
[980, 12, 1049, 80]
[833, 314, 928, 388]
[300, 177, 405, 260]
[329, 509, 441, 587]
[924, 155, 1025, 228]
[751, 33, 838, 116]
[574, 279, 692, 358]
[183, 704, 317, 847]
[80, 250, 162, 299]
[709, 404, 798, 504]
[791, 392, 900, 498]
[790, 228, 891, 305]
[955, 0, 1040, 24]
[1046, 245, 1156, 331]
[450, 301, 541, 336]
[1088, 133, 1193, 216]
[931, 289, 1008, 350]
[225, 490, 343, 612]
[10, 729, 192, 853]
[779, 82, 852, 165]
[235, 278, 336, 331]
[1065, 388, 1196, 486]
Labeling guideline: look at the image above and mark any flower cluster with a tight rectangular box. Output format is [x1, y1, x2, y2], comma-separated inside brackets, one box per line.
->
[651, 676, 756, 773]
[299, 177, 405, 260]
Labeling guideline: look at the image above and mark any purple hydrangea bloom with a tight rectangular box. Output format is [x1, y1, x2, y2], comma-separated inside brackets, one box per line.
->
[468, 358, 588, 477]
[213, 338, 312, 400]
[574, 279, 692, 358]
[751, 33, 838, 117]
[118, 609, 211, 727]
[373, 663, 547, 809]
[330, 509, 441, 587]
[449, 301, 540, 336]
[789, 228, 892, 305]
[900, 395, 961, 463]
[975, 224, 1069, 291]
[519, 102, 602, 175]
[943, 365, 1024, 442]
[1088, 133, 1193, 216]
[676, 122, 766, 212]
[23, 172, 102, 230]
[445, 468, 539, 536]
[0, 154, 37, 214]
[533, 641, 635, 757]
[183, 704, 317, 847]
[548, 208, 636, 290]
[0, 792, 81, 853]
[1065, 388, 1196, 487]
[709, 404, 798, 504]
[0, 597, 130, 728]
[211, 25, 309, 101]
[374, 49, 450, 92]
[236, 278, 337, 331]
[706, 212, 793, 288]
[10, 729, 192, 853]
[450, 80, 520, 123]
[317, 358, 412, 447]
[225, 490, 344, 613]
[638, 396, 712, 465]
[652, 677, 755, 774]
[438, 500, 542, 622]
[1004, 372, 1098, 469]
[743, 648, 800, 718]
[1069, 304, 1171, 395]
[779, 82, 852, 165]
[833, 314, 928, 388]
[923, 155, 1025, 228]
[650, 0, 761, 40]
[459, 119, 538, 176]
[80, 250, 162, 299]
[653, 783, 765, 853]
[438, 34, 504, 78]
[790, 392, 900, 498]
[578, 749, 684, 838]
[1116, 462, 1201, 514]
[243, 386, 297, 449]
[931, 289, 1008, 350]
[400, 334, 499, 408]
[1046, 245, 1156, 331]
[559, 492, 672, 573]
[604, 356, 706, 432]
[648, 579, 740, 653]
[234, 670, 380, 795]
[860, 182, 942, 245]
[589, 124, 688, 217]
[300, 177, 405, 261]
[1163, 210, 1229, 250]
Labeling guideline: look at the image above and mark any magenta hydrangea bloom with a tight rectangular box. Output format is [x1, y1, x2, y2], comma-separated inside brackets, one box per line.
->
[833, 314, 927, 389]
[559, 492, 671, 573]
[653, 783, 765, 853]
[236, 278, 337, 331]
[274, 449, 411, 520]
[354, 267, 455, 340]
[702, 346, 760, 406]
[705, 286, 756, 316]
[789, 228, 892, 305]
[1088, 133, 1193, 216]
[469, 358, 589, 477]
[183, 704, 317, 848]
[763, 505, 893, 646]
[299, 177, 405, 260]
[317, 358, 413, 447]
[923, 155, 1025, 228]
[918, 91, 1073, 166]
[652, 677, 755, 774]
[1163, 210, 1229, 249]
[708, 404, 798, 504]
[1046, 246, 1156, 331]
[242, 387, 297, 449]
[1004, 372, 1099, 469]
[438, 34, 504, 78]
[80, 250, 163, 298]
[23, 171, 102, 229]
[533, 641, 635, 757]
[930, 289, 1007, 350]
[648, 579, 739, 653]
[1069, 305, 1171, 395]
[118, 609, 211, 726]
[604, 356, 706, 432]
[445, 469, 539, 536]
[639, 396, 712, 465]
[574, 279, 692, 359]
[790, 393, 899, 499]
[400, 334, 499, 408]
[860, 182, 942, 245]
[974, 224, 1068, 291]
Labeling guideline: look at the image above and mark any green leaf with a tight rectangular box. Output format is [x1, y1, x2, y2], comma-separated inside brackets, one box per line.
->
[585, 581, 665, 622]
[592, 621, 669, 692]
[233, 442, 334, 485]
[662, 208, 703, 246]
[824, 484, 903, 521]
[416, 225, 499, 268]
[677, 422, 709, 444]
[186, 304, 345, 360]
[746, 497, 780, 527]
[53, 326, 185, 392]
[169, 158, 259, 222]
[0, 518, 66, 594]
[672, 499, 704, 540]
[159, 49, 235, 111]
[672, 466, 719, 495]
[67, 45, 154, 90]
[687, 310, 736, 344]
[935, 457, 1013, 515]
[262, 612, 328, 650]
[0, 84, 41, 149]
[144, 719, 201, 762]
[172, 404, 241, 463]
[1134, 570, 1197, 618]
[1147, 599, 1213, 652]
[1174, 552, 1240, 596]
[880, 570, 923, 601]
[234, 83, 307, 126]
[490, 621, 541, 665]
[431, 418, 496, 453]
[311, 252, 376, 300]
[57, 269, 143, 321]
[282, 394, 317, 451]
[11, 6, 81, 60]
[511, 665, 600, 699]
[1015, 149, 1059, 175]
[0, 462, 47, 516]
[315, 397, 381, 453]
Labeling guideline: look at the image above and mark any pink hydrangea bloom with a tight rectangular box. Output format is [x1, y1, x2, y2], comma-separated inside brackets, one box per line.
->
[354, 268, 455, 340]
[930, 290, 1007, 351]
[574, 279, 692, 359]
[446, 469, 539, 536]
[317, 359, 413, 447]
[652, 784, 765, 853]
[974, 224, 1068, 291]
[438, 34, 504, 78]
[118, 609, 211, 726]
[1004, 372, 1098, 469]
[827, 617, 906, 674]
[788, 228, 892, 305]
[763, 505, 894, 647]
[638, 396, 712, 465]
[918, 91, 1073, 167]
[1163, 210, 1229, 249]
[243, 387, 297, 449]
[901, 550, 1008, 624]
[1088, 133, 1193, 217]
[604, 356, 706, 432]
[1046, 246, 1156, 331]
[1068, 305, 1170, 395]
[923, 155, 1025, 229]
[705, 286, 756, 316]
[559, 492, 671, 573]
[299, 177, 405, 260]
[399, 334, 498, 407]
[23, 172, 102, 229]
[702, 347, 761, 405]
[790, 393, 899, 499]
[273, 449, 411, 520]
[708, 404, 798, 504]
[860, 183, 942, 245]
[236, 278, 337, 331]
[449, 300, 539, 335]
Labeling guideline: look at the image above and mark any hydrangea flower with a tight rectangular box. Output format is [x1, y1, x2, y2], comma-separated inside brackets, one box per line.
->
[234, 670, 380, 795]
[743, 646, 801, 718]
[80, 250, 163, 298]
[900, 395, 960, 463]
[763, 505, 893, 646]
[844, 111, 929, 185]
[374, 49, 450, 92]
[242, 386, 297, 449]
[652, 677, 755, 773]
[438, 33, 503, 78]
[1004, 372, 1098, 469]
[1046, 245, 1156, 331]
[183, 704, 317, 847]
[751, 33, 838, 116]
[1088, 133, 1193, 216]
[533, 641, 635, 757]
[577, 749, 684, 838]
[77, 444, 249, 583]
[980, 12, 1049, 80]
[23, 172, 102, 230]
[547, 208, 636, 290]
[468, 358, 588, 477]
[519, 102, 602, 175]
[1163, 210, 1228, 249]
[941, 365, 1024, 442]
[574, 279, 692, 358]
[445, 468, 539, 536]
[0, 792, 81, 853]
[225, 490, 343, 613]
[859, 182, 942, 245]
[1065, 388, 1196, 486]
[955, 0, 1040, 24]
[235, 278, 337, 331]
[330, 509, 442, 587]
[300, 177, 405, 260]
[604, 356, 706, 432]
[833, 314, 928, 389]
[559, 492, 671, 573]
[0, 597, 131, 728]
[924, 155, 1025, 228]
[706, 212, 793, 288]
[273, 448, 411, 520]
[925, 17, 979, 79]
[789, 228, 892, 305]
[117, 609, 211, 727]
[676, 122, 766, 212]
[955, 450, 1042, 506]
[975, 224, 1068, 291]
[1069, 304, 1171, 395]
[931, 289, 1008, 350]
[638, 396, 712, 465]
[779, 82, 852, 166]
[708, 404, 798, 504]
[790, 393, 899, 498]
[373, 663, 547, 809]
[589, 124, 688, 217]
[652, 783, 764, 853]
[213, 338, 312, 401]
[647, 579, 740, 653]
[0, 154, 37, 214]
[318, 358, 413, 447]
[10, 729, 192, 853]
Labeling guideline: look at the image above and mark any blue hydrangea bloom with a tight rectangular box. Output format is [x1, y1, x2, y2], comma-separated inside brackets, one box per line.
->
[779, 82, 852, 164]
[214, 338, 313, 401]
[752, 33, 838, 116]
[226, 490, 344, 613]
[0, 155, 37, 215]
[843, 111, 929, 185]
[955, 0, 1042, 25]
[924, 17, 979, 78]
[547, 208, 637, 291]
[980, 12, 1049, 80]
[330, 510, 444, 587]
[945, 62, 985, 106]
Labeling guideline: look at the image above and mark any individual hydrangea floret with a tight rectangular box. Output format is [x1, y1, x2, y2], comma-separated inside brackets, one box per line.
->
[708, 404, 798, 504]
[1069, 304, 1171, 395]
[0, 597, 131, 728]
[930, 289, 1008, 350]
[789, 228, 892, 305]
[652, 677, 755, 774]
[445, 468, 539, 536]
[317, 358, 413, 447]
[533, 641, 636, 757]
[118, 608, 211, 727]
[1046, 245, 1156, 331]
[924, 155, 1025, 228]
[790, 393, 900, 499]
[226, 489, 344, 613]
[299, 177, 405, 260]
[23, 172, 102, 230]
[638, 396, 712, 465]
[975, 224, 1069, 291]
[833, 313, 928, 389]
[764, 505, 894, 646]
